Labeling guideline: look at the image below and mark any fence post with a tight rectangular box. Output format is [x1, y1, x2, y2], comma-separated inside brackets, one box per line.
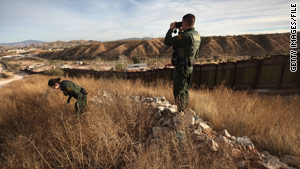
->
[214, 64, 218, 87]
[198, 66, 202, 88]
[253, 60, 262, 90]
[231, 62, 237, 89]
[278, 56, 286, 89]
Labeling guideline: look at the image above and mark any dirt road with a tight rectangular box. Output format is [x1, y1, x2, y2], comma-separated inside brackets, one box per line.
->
[0, 72, 28, 88]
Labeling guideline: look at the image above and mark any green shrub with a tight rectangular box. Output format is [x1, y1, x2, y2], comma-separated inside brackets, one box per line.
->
[115, 64, 124, 71]
[132, 56, 141, 64]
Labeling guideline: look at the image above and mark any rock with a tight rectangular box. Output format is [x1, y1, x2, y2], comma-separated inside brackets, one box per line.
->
[172, 117, 180, 127]
[261, 151, 271, 156]
[235, 136, 254, 147]
[144, 97, 153, 103]
[281, 155, 299, 168]
[164, 107, 177, 114]
[208, 139, 219, 152]
[171, 105, 177, 109]
[191, 115, 201, 126]
[230, 136, 236, 141]
[220, 129, 231, 138]
[162, 119, 171, 127]
[190, 109, 196, 116]
[153, 96, 166, 103]
[155, 111, 161, 119]
[164, 102, 172, 107]
[232, 148, 241, 157]
[199, 122, 210, 130]
[152, 127, 169, 138]
[263, 156, 289, 169]
[158, 96, 166, 102]
[215, 135, 229, 143]
[157, 106, 165, 112]
[158, 118, 165, 124]
[150, 102, 157, 107]
[194, 128, 202, 135]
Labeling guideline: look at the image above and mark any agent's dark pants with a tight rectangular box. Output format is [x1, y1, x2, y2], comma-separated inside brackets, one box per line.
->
[173, 68, 192, 112]
[75, 94, 87, 115]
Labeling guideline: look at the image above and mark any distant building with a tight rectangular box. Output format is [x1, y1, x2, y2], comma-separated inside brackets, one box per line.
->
[127, 63, 147, 71]
[75, 61, 84, 65]
[61, 64, 71, 69]
[2, 55, 24, 58]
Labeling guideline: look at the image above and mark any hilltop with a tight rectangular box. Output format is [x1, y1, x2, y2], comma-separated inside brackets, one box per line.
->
[38, 32, 299, 60]
[0, 40, 45, 47]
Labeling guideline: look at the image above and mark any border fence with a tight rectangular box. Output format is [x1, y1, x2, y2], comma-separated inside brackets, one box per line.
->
[63, 54, 299, 90]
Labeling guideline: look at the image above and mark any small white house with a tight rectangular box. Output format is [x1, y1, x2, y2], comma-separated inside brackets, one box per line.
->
[127, 63, 147, 71]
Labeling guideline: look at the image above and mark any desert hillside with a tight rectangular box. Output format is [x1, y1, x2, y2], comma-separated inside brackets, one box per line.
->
[0, 75, 299, 168]
[38, 32, 299, 60]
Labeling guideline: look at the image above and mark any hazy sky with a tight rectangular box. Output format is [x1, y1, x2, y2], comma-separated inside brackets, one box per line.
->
[0, 0, 298, 43]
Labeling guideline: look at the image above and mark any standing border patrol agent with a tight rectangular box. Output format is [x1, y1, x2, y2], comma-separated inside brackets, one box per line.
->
[164, 13, 201, 114]
[48, 78, 88, 115]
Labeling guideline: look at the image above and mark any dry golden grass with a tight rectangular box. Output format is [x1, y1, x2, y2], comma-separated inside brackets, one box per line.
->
[0, 75, 299, 168]
[190, 87, 300, 157]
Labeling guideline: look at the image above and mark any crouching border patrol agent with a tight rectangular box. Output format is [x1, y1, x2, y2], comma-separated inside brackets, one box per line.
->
[48, 78, 88, 115]
[164, 13, 201, 114]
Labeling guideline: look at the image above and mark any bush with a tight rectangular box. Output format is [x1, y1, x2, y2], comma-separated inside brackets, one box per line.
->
[115, 63, 123, 71]
[132, 56, 141, 64]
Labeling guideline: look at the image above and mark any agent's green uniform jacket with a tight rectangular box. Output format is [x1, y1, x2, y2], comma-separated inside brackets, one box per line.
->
[165, 27, 201, 112]
[60, 80, 88, 114]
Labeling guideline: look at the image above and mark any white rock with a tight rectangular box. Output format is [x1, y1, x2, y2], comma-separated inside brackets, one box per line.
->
[215, 135, 229, 143]
[190, 109, 196, 116]
[165, 107, 177, 114]
[263, 156, 289, 169]
[152, 127, 169, 138]
[235, 136, 254, 147]
[220, 129, 231, 138]
[171, 105, 177, 109]
[157, 106, 165, 112]
[164, 102, 172, 107]
[192, 115, 201, 125]
[194, 128, 202, 135]
[208, 139, 219, 152]
[230, 136, 236, 141]
[199, 122, 210, 130]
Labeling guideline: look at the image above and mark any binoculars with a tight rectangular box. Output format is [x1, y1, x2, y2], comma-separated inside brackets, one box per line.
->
[175, 22, 182, 28]
[173, 22, 182, 33]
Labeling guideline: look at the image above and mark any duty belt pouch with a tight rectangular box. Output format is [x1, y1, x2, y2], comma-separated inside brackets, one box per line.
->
[80, 88, 88, 95]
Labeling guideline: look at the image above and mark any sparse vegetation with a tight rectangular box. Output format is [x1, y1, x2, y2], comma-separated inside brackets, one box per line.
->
[132, 56, 141, 64]
[0, 75, 299, 168]
[0, 72, 12, 79]
[115, 63, 124, 71]
[43, 68, 64, 76]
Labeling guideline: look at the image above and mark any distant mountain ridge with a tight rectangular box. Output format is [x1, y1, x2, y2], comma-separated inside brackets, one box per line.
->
[38, 32, 299, 61]
[0, 40, 45, 47]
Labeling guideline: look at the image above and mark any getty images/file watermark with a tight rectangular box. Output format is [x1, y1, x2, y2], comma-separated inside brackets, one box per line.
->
[290, 3, 297, 72]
